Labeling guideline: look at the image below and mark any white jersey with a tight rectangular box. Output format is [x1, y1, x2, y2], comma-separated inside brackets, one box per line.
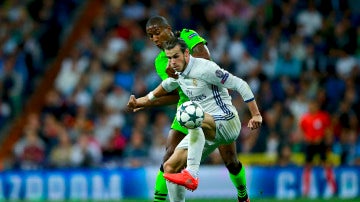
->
[161, 56, 254, 120]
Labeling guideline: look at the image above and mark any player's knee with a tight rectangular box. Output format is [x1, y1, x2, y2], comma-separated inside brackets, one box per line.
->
[222, 152, 239, 166]
[163, 161, 177, 173]
[225, 160, 242, 175]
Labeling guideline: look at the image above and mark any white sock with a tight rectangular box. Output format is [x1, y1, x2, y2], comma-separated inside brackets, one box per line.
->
[166, 181, 186, 202]
[186, 127, 205, 178]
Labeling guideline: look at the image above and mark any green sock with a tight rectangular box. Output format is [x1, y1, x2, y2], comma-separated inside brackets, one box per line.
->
[154, 170, 168, 202]
[229, 166, 248, 199]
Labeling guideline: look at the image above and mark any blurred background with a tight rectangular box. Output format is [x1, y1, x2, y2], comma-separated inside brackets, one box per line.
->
[0, 0, 359, 201]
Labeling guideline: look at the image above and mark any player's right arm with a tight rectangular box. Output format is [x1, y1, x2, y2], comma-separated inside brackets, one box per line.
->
[127, 93, 179, 112]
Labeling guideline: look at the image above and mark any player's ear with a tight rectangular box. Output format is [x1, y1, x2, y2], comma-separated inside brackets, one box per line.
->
[164, 26, 172, 34]
[184, 48, 190, 58]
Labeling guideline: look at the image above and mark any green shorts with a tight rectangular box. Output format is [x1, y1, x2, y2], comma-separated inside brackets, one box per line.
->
[171, 116, 188, 135]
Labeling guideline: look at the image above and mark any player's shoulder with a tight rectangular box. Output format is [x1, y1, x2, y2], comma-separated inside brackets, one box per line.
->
[180, 28, 197, 34]
[179, 28, 200, 39]
[192, 57, 214, 71]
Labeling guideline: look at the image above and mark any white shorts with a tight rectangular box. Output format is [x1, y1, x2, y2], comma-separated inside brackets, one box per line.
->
[176, 113, 241, 161]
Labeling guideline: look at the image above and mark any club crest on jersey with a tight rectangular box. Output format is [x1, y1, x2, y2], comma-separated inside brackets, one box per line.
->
[192, 78, 197, 86]
[215, 70, 224, 78]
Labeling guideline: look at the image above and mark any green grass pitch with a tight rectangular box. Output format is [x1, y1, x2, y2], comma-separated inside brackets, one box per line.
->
[12, 198, 356, 202]
[125, 198, 358, 202]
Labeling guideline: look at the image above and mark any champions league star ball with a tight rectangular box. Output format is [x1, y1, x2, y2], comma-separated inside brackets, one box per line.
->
[176, 101, 204, 129]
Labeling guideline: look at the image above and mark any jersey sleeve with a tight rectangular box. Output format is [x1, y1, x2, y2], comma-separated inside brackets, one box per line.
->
[161, 78, 179, 93]
[199, 61, 255, 102]
[180, 29, 207, 53]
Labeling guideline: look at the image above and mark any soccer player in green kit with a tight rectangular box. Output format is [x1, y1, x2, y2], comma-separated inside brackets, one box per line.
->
[143, 16, 250, 202]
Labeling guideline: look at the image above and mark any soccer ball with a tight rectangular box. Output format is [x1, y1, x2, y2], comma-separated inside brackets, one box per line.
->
[176, 101, 204, 129]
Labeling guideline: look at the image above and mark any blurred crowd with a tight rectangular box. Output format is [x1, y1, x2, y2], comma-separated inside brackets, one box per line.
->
[1, 0, 360, 170]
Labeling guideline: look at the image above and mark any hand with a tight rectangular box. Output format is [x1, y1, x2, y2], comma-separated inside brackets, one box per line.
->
[127, 95, 145, 112]
[247, 114, 262, 130]
[166, 65, 178, 79]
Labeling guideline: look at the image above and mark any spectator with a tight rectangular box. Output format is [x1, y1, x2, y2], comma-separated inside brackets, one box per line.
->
[13, 127, 45, 169]
[49, 129, 73, 168]
[0, 97, 11, 126]
[276, 144, 296, 167]
[3, 0, 360, 170]
[274, 50, 302, 80]
[104, 85, 130, 113]
[337, 128, 360, 166]
[41, 113, 62, 151]
[296, 0, 323, 38]
[123, 129, 149, 168]
[0, 56, 23, 117]
[84, 57, 113, 95]
[70, 132, 102, 168]
[55, 47, 89, 97]
[101, 126, 127, 163]
[148, 111, 170, 165]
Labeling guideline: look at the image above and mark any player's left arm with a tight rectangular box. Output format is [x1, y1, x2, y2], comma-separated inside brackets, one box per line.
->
[200, 61, 262, 129]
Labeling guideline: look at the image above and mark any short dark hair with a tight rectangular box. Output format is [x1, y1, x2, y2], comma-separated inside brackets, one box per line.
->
[146, 16, 170, 28]
[163, 37, 188, 53]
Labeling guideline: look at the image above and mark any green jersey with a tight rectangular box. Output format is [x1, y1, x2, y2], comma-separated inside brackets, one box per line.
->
[154, 29, 207, 106]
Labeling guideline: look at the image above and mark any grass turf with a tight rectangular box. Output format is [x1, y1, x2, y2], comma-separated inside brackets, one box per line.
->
[122, 199, 359, 202]
[13, 198, 355, 202]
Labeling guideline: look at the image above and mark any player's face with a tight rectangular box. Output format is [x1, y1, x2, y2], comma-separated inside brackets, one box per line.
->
[146, 25, 172, 49]
[165, 45, 189, 72]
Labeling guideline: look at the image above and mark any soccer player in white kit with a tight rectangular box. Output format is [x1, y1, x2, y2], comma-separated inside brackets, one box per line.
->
[128, 37, 262, 202]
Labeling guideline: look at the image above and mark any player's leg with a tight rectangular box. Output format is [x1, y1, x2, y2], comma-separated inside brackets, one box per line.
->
[218, 143, 250, 202]
[154, 127, 186, 202]
[164, 148, 188, 201]
[163, 127, 205, 191]
[163, 147, 188, 173]
[164, 113, 217, 190]
[166, 181, 186, 202]
[214, 113, 248, 201]
[184, 112, 217, 177]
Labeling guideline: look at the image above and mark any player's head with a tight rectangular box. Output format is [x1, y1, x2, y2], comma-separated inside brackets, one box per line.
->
[163, 37, 190, 72]
[146, 16, 174, 49]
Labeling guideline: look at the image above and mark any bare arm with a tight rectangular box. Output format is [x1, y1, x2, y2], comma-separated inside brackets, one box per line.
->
[191, 43, 211, 60]
[246, 100, 262, 130]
